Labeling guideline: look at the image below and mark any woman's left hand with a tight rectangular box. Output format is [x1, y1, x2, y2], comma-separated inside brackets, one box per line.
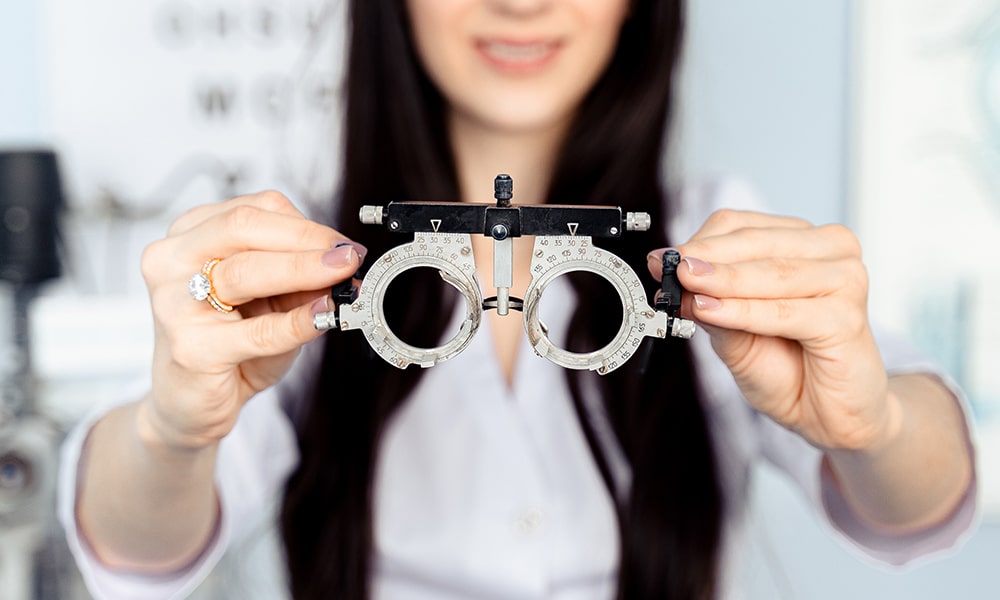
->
[647, 209, 899, 453]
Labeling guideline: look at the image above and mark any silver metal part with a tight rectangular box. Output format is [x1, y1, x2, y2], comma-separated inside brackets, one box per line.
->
[522, 235, 669, 375]
[313, 310, 338, 331]
[671, 317, 697, 339]
[337, 232, 482, 369]
[625, 212, 651, 231]
[493, 237, 513, 316]
[359, 205, 384, 225]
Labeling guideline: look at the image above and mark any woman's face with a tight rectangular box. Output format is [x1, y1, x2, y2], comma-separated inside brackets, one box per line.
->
[406, 0, 631, 135]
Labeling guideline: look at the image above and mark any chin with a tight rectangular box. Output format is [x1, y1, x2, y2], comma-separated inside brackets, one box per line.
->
[490, 111, 566, 134]
[461, 96, 576, 136]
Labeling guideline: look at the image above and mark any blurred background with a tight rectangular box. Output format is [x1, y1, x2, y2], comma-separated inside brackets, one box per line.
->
[1, 0, 998, 598]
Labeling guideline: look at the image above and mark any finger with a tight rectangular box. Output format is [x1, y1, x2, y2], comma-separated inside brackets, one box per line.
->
[161, 292, 333, 372]
[686, 208, 812, 242]
[676, 223, 861, 265]
[170, 207, 348, 269]
[168, 190, 307, 237]
[237, 289, 331, 320]
[673, 256, 867, 301]
[207, 244, 365, 306]
[228, 295, 336, 363]
[688, 294, 867, 344]
[239, 273, 362, 319]
[697, 324, 804, 416]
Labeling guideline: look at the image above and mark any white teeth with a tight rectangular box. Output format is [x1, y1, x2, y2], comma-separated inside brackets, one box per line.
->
[483, 42, 553, 63]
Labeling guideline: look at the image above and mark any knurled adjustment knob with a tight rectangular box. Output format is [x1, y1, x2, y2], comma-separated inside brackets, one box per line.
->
[494, 174, 513, 206]
[359, 205, 384, 225]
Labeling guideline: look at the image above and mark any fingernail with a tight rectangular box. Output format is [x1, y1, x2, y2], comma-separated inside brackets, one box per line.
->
[322, 245, 358, 268]
[646, 248, 666, 271]
[694, 294, 722, 310]
[646, 255, 659, 273]
[683, 256, 714, 276]
[310, 295, 331, 317]
[337, 240, 367, 262]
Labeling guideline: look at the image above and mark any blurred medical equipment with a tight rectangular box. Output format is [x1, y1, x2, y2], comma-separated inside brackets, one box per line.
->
[0, 149, 68, 600]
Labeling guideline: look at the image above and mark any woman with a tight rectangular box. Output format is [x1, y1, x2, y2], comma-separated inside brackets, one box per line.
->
[61, 0, 977, 598]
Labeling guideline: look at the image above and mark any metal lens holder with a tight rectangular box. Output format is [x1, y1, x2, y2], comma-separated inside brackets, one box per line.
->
[314, 175, 695, 374]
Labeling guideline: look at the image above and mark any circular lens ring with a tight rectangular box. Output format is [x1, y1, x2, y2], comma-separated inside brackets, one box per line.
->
[523, 236, 668, 375]
[339, 233, 482, 369]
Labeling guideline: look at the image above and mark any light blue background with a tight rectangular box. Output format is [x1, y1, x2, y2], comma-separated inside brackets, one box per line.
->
[0, 0, 47, 146]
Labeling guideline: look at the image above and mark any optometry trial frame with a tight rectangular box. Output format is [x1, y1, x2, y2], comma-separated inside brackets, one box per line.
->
[313, 174, 695, 375]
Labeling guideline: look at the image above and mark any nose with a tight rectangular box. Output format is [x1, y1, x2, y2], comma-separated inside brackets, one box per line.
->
[487, 0, 552, 18]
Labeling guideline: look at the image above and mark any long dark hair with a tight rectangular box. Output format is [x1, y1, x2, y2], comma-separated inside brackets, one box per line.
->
[280, 1, 723, 598]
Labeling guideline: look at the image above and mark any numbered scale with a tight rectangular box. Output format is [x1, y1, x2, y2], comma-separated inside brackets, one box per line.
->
[314, 175, 694, 374]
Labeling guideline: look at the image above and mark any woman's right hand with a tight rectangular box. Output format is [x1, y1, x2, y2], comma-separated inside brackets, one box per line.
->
[138, 190, 365, 450]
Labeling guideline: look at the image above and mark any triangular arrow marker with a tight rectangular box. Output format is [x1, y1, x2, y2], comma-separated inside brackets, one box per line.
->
[431, 219, 442, 232]
[567, 223, 579, 236]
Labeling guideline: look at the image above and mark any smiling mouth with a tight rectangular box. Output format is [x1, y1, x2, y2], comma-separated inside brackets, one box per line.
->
[476, 39, 562, 69]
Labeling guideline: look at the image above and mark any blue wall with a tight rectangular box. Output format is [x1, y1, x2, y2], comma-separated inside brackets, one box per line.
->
[0, 0, 47, 145]
[680, 1, 849, 226]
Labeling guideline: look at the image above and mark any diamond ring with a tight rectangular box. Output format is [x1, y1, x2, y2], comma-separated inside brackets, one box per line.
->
[188, 258, 234, 313]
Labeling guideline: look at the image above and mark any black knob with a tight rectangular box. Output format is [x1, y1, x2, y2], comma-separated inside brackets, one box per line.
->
[656, 249, 683, 314]
[494, 174, 512, 206]
[0, 150, 65, 285]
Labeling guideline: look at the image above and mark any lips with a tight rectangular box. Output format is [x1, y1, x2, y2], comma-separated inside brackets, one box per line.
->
[475, 38, 562, 71]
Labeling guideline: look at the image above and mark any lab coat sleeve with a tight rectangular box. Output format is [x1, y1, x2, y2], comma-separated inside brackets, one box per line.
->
[754, 325, 980, 567]
[56, 378, 299, 600]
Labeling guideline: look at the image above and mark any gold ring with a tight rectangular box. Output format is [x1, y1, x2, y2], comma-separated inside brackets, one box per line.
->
[188, 258, 234, 313]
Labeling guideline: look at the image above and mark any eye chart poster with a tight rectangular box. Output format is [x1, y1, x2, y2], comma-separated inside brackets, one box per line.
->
[39, 0, 346, 226]
[851, 0, 1000, 426]
[31, 1, 347, 401]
